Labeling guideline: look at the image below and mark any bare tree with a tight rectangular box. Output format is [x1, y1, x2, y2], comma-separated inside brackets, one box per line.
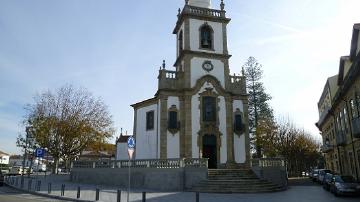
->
[21, 85, 115, 173]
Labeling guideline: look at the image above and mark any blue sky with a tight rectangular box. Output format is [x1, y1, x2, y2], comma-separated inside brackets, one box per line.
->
[1, 0, 359, 154]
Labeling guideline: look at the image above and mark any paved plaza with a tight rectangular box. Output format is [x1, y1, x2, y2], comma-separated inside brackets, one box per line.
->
[2, 176, 359, 202]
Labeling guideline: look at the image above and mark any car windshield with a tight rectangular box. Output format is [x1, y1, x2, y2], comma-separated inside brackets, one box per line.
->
[335, 176, 356, 183]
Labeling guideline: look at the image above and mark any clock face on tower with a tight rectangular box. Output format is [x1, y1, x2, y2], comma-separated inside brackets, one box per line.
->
[202, 61, 214, 72]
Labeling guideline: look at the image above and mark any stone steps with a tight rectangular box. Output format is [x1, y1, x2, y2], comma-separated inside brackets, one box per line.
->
[189, 169, 285, 193]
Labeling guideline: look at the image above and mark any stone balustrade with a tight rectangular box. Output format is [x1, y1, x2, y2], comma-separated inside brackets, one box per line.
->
[72, 158, 208, 169]
[183, 5, 225, 18]
[251, 158, 286, 168]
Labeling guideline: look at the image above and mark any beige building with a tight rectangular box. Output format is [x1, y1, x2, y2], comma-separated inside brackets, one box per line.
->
[316, 23, 360, 180]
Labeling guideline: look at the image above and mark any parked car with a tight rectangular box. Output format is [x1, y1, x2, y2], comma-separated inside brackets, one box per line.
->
[318, 169, 332, 184]
[9, 166, 24, 175]
[322, 173, 334, 191]
[0, 170, 4, 186]
[329, 175, 360, 196]
[311, 169, 320, 182]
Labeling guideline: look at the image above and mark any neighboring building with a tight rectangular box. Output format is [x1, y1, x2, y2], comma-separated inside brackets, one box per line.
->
[130, 0, 249, 168]
[0, 151, 10, 165]
[9, 155, 31, 167]
[115, 132, 131, 160]
[79, 144, 116, 161]
[316, 23, 360, 180]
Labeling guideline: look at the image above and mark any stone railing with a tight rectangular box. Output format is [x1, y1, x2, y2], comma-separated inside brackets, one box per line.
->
[251, 158, 285, 168]
[184, 5, 225, 18]
[72, 158, 208, 169]
[228, 74, 246, 94]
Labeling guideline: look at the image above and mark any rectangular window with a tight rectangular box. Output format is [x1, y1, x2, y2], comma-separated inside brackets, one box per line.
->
[234, 114, 243, 132]
[202, 96, 216, 122]
[146, 111, 154, 130]
[168, 111, 178, 129]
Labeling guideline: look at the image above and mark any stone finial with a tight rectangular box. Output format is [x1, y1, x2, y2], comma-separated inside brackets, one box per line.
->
[185, 0, 189, 5]
[178, 8, 181, 18]
[162, 60, 166, 69]
[220, 0, 225, 10]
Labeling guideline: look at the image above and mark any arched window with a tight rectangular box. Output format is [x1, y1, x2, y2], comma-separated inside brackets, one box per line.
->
[200, 24, 213, 49]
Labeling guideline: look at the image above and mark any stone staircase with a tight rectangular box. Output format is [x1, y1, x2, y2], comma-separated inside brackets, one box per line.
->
[190, 169, 286, 193]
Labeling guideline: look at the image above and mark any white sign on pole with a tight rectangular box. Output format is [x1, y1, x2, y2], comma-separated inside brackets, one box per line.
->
[128, 148, 134, 160]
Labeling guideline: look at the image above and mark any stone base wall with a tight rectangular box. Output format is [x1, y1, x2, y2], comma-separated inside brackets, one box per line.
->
[70, 167, 207, 191]
[251, 166, 288, 187]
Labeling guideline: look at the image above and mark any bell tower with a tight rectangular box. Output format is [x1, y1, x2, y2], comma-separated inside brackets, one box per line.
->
[173, 0, 231, 89]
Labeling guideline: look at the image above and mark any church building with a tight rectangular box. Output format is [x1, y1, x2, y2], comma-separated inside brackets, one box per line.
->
[129, 0, 249, 168]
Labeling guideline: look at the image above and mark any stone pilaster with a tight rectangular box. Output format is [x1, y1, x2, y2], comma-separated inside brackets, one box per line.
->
[179, 95, 186, 157]
[160, 96, 168, 159]
[184, 94, 193, 157]
[225, 96, 236, 168]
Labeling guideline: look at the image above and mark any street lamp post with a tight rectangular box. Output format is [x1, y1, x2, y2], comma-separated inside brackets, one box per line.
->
[21, 126, 33, 188]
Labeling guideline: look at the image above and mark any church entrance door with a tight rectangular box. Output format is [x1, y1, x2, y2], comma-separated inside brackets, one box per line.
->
[202, 134, 217, 169]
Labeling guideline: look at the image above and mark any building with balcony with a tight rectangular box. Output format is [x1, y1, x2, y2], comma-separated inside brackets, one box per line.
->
[128, 0, 249, 169]
[316, 23, 360, 180]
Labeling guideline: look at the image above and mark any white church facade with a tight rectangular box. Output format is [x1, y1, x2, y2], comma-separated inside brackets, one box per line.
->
[126, 0, 250, 169]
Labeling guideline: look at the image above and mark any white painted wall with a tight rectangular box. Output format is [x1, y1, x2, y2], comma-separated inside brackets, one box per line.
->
[135, 104, 158, 159]
[116, 142, 128, 160]
[190, 57, 225, 88]
[233, 100, 246, 163]
[218, 96, 227, 164]
[189, 19, 223, 54]
[234, 134, 246, 163]
[167, 97, 180, 158]
[189, 0, 211, 8]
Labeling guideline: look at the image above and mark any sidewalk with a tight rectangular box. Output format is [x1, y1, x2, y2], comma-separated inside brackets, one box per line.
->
[4, 174, 196, 202]
[4, 174, 359, 202]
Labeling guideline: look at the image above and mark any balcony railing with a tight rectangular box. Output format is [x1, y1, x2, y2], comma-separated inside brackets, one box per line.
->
[336, 131, 347, 146]
[228, 74, 246, 94]
[321, 145, 333, 153]
[351, 117, 360, 138]
[72, 158, 208, 169]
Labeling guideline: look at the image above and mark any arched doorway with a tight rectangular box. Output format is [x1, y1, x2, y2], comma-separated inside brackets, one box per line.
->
[202, 134, 217, 168]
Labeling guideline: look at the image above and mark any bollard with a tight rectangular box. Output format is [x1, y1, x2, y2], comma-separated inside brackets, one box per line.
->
[28, 179, 32, 191]
[77, 186, 81, 199]
[95, 188, 100, 201]
[117, 190, 121, 202]
[48, 183, 52, 194]
[61, 184, 65, 196]
[20, 178, 24, 189]
[142, 192, 146, 202]
[196, 192, 199, 202]
[37, 181, 41, 191]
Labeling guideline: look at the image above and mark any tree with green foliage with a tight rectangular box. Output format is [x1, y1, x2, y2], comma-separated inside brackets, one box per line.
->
[243, 56, 274, 158]
[19, 85, 115, 173]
